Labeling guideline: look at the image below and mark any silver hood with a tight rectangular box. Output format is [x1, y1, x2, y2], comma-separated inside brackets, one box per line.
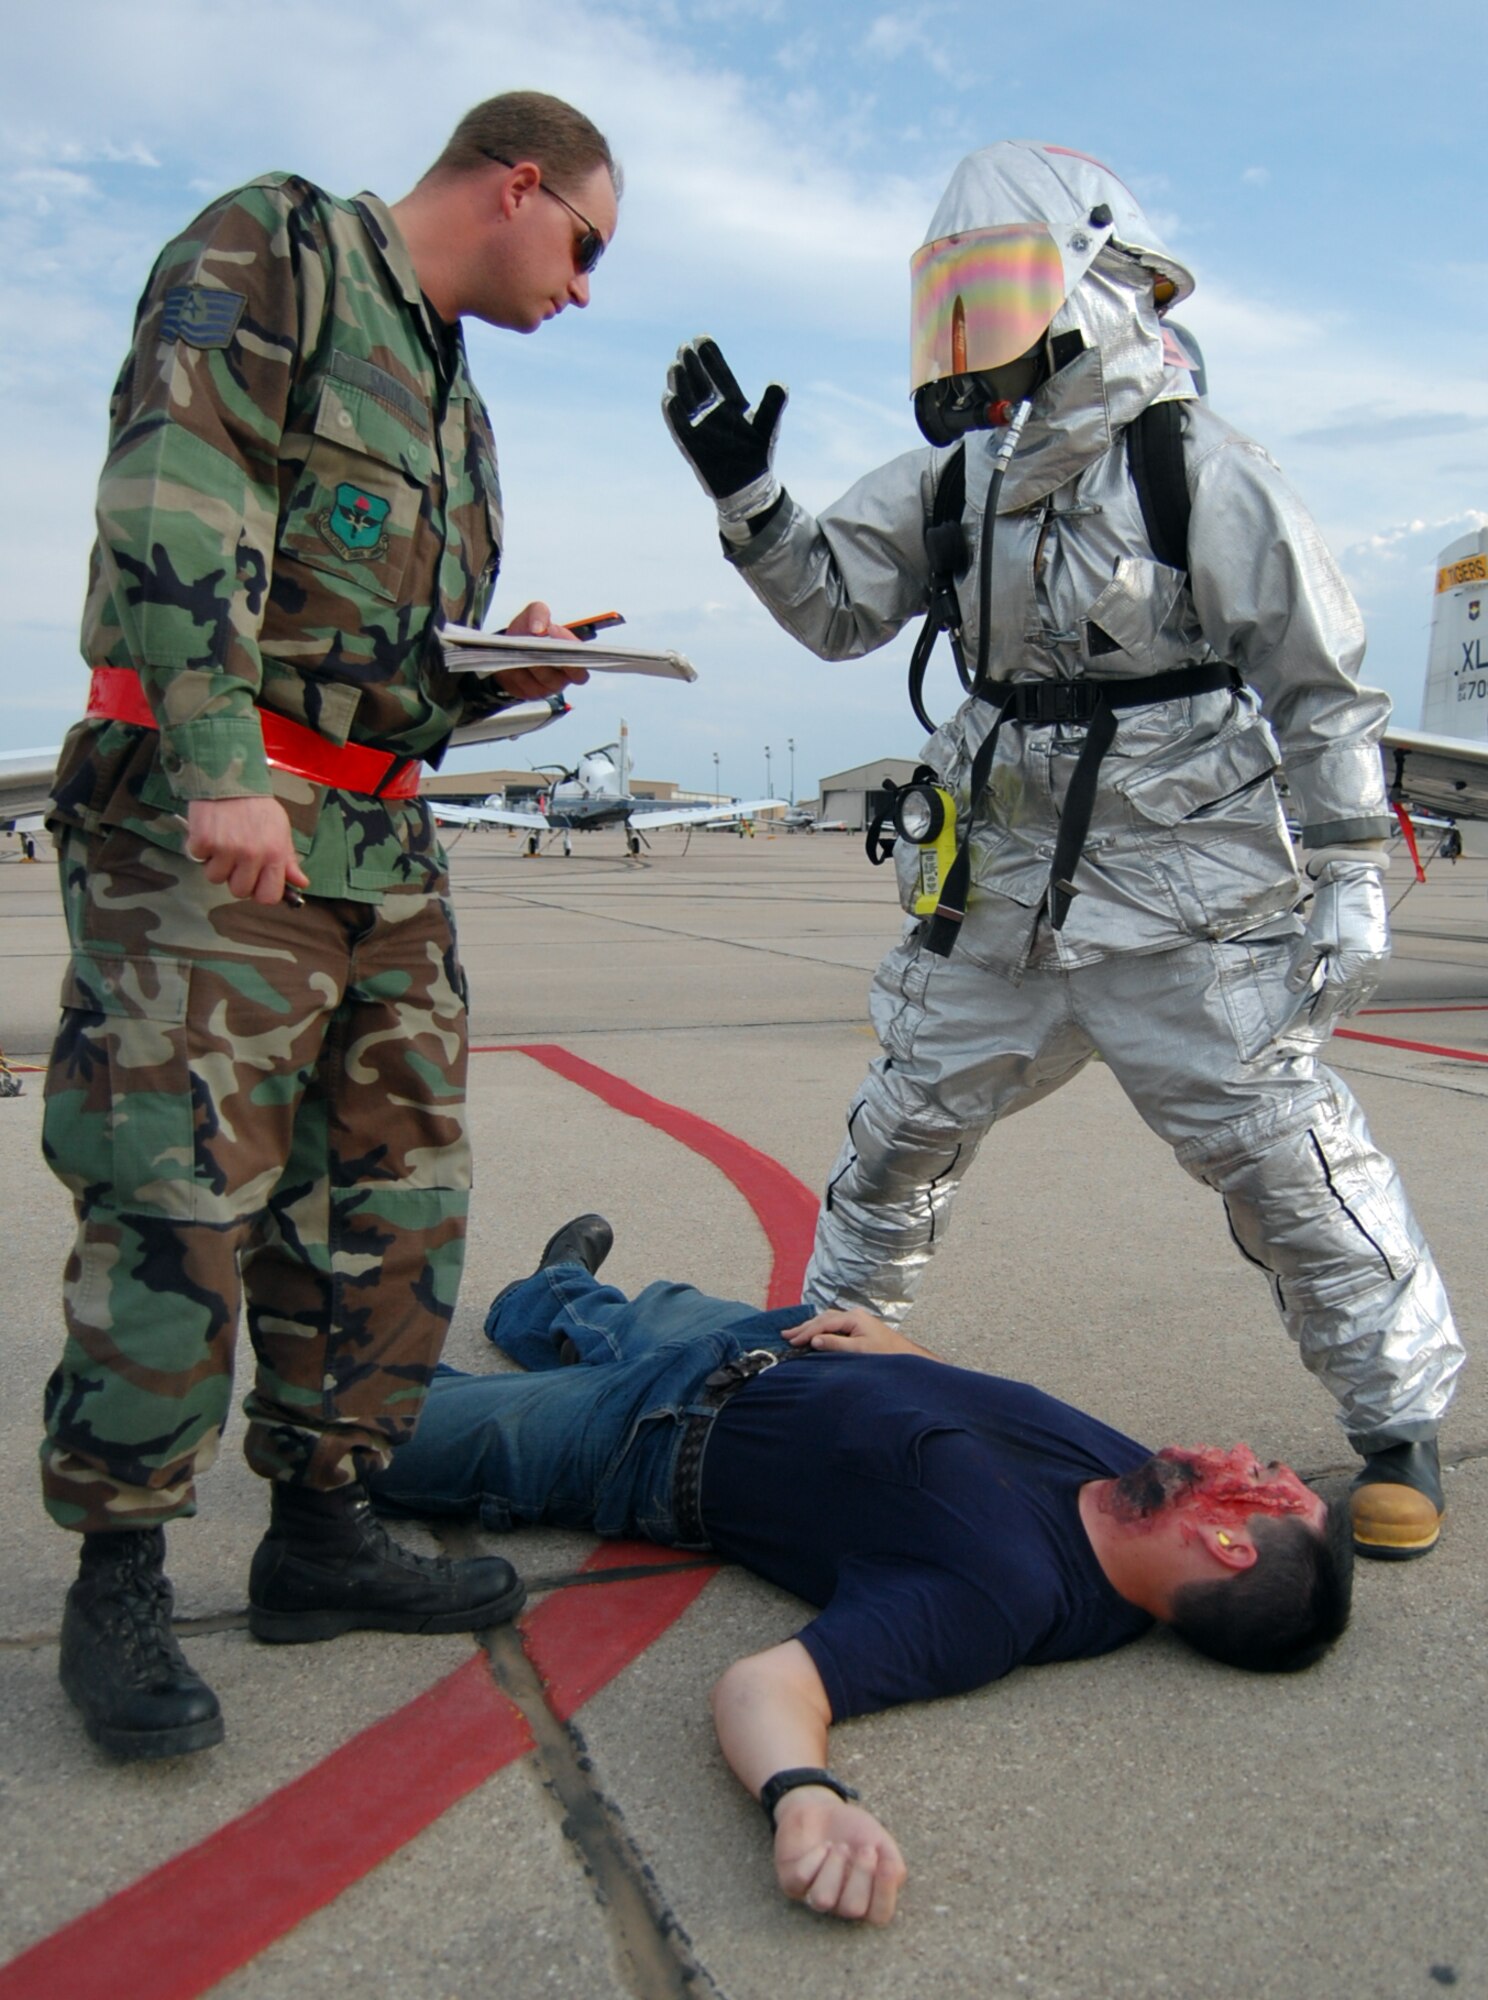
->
[923, 142, 1199, 511]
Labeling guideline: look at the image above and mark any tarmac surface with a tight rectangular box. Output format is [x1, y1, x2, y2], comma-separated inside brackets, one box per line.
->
[1, 825, 1484, 2000]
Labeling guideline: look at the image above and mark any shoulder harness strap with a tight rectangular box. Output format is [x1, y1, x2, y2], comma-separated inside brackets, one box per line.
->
[1125, 398, 1190, 575]
[906, 444, 970, 735]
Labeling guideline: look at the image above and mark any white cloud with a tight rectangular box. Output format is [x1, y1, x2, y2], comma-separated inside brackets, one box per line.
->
[862, 7, 962, 81]
[1, 166, 97, 210]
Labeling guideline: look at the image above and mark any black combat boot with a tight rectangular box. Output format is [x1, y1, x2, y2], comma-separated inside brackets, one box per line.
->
[538, 1213, 614, 1275]
[540, 1214, 614, 1363]
[1350, 1438, 1445, 1560]
[247, 1481, 526, 1644]
[485, 1213, 615, 1364]
[59, 1528, 224, 1759]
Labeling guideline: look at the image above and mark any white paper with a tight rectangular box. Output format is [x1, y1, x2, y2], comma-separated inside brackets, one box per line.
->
[441, 625, 697, 682]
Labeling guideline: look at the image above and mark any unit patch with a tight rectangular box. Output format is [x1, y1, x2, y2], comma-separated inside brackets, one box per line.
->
[158, 284, 247, 349]
[318, 483, 392, 560]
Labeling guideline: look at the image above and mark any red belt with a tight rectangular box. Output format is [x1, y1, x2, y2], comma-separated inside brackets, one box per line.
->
[86, 666, 424, 801]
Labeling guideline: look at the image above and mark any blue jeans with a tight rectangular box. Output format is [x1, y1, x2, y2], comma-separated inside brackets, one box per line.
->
[367, 1269, 805, 1548]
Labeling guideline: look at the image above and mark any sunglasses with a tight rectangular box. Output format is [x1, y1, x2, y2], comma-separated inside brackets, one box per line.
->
[482, 152, 605, 275]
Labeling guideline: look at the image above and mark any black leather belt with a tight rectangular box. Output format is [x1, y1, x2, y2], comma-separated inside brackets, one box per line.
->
[671, 1348, 793, 1548]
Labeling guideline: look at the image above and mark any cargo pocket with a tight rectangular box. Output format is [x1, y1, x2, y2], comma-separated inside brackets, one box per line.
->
[1082, 556, 1185, 667]
[278, 364, 430, 607]
[1212, 934, 1309, 1062]
[43, 952, 197, 1215]
[1120, 716, 1300, 934]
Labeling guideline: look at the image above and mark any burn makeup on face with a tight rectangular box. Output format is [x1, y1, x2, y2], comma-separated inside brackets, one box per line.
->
[1104, 1445, 1316, 1532]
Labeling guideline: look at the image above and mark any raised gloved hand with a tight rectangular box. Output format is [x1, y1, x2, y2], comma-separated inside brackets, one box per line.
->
[663, 336, 787, 531]
[1286, 848, 1391, 1033]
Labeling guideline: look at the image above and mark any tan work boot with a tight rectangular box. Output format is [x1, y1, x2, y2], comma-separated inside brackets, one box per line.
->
[1350, 1440, 1444, 1560]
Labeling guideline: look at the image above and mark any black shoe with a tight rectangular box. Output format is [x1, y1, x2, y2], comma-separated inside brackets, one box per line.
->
[485, 1214, 615, 1363]
[59, 1529, 224, 1760]
[247, 1481, 526, 1644]
[538, 1213, 614, 1276]
[1350, 1439, 1445, 1560]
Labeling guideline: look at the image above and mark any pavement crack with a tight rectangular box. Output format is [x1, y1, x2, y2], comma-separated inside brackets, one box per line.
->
[481, 1621, 726, 2000]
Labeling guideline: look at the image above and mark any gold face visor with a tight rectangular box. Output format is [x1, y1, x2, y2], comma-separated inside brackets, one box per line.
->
[909, 224, 1067, 394]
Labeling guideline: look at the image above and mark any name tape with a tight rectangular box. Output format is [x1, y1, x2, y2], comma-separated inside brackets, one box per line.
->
[1437, 553, 1488, 593]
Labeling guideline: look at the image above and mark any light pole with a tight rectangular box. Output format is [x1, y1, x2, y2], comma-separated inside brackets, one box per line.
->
[765, 744, 772, 798]
[712, 749, 720, 803]
[787, 737, 795, 807]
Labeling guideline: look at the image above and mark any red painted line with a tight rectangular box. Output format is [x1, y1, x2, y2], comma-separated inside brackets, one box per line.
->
[0, 1554, 725, 2000]
[1335, 1027, 1488, 1064]
[477, 1043, 820, 1306]
[4, 1049, 803, 1998]
[522, 1543, 722, 1724]
[0, 1655, 532, 2000]
[1359, 1003, 1488, 1015]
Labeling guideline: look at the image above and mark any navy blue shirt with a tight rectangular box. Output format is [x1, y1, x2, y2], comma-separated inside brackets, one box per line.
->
[699, 1349, 1153, 1720]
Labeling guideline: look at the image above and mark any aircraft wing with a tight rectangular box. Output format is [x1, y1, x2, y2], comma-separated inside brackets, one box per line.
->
[0, 747, 59, 826]
[429, 802, 548, 830]
[1381, 726, 1488, 821]
[448, 695, 571, 749]
[627, 796, 788, 831]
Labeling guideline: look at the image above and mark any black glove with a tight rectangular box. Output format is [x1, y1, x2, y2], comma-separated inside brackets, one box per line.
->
[663, 336, 788, 506]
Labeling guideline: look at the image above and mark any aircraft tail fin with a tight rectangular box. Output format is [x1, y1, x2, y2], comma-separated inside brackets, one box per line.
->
[1420, 526, 1488, 735]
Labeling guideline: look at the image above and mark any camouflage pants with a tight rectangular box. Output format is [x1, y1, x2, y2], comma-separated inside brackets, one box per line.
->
[40, 824, 471, 1531]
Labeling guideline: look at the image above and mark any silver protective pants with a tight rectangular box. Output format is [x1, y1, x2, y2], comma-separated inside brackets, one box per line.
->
[804, 925, 1463, 1448]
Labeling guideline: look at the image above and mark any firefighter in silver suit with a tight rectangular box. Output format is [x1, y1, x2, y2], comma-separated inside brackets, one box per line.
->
[664, 140, 1463, 1560]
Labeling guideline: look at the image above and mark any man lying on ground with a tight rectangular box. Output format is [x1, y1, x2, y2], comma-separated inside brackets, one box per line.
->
[368, 1215, 1354, 1927]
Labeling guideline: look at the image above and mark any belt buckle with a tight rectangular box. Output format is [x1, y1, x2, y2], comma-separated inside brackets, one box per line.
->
[1044, 681, 1090, 725]
[703, 1348, 780, 1395]
[1007, 681, 1054, 724]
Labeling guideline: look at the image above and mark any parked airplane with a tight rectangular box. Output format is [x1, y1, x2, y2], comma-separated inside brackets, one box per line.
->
[777, 806, 850, 833]
[440, 729, 786, 855]
[1380, 523, 1488, 838]
[0, 747, 55, 858]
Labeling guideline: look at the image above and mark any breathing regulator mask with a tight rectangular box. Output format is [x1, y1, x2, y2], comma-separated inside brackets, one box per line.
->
[912, 341, 1053, 449]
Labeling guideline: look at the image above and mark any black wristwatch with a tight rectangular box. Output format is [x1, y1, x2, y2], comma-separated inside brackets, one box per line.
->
[759, 1767, 861, 1828]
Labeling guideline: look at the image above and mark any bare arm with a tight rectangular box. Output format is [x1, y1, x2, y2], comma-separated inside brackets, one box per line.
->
[711, 1640, 907, 1925]
[781, 1306, 944, 1361]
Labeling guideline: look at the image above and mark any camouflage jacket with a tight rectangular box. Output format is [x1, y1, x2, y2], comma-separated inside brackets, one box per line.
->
[54, 174, 508, 898]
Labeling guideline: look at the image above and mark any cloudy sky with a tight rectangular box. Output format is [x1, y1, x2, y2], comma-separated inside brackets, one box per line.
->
[3, 0, 1484, 804]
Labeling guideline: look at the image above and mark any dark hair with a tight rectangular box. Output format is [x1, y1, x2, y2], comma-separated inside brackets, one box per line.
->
[430, 91, 620, 200]
[1167, 1497, 1354, 1674]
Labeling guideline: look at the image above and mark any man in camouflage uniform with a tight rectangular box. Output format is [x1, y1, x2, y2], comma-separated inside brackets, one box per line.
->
[41, 92, 619, 1759]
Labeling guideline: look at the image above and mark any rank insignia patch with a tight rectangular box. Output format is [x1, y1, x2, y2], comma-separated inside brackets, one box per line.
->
[320, 483, 392, 559]
[158, 284, 247, 349]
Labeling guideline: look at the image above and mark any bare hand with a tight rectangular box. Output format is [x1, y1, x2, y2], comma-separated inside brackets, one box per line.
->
[773, 1790, 907, 1925]
[185, 797, 310, 905]
[493, 600, 593, 700]
[783, 1308, 920, 1356]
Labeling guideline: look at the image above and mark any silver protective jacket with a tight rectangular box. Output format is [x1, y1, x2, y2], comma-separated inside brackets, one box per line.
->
[729, 251, 1391, 977]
